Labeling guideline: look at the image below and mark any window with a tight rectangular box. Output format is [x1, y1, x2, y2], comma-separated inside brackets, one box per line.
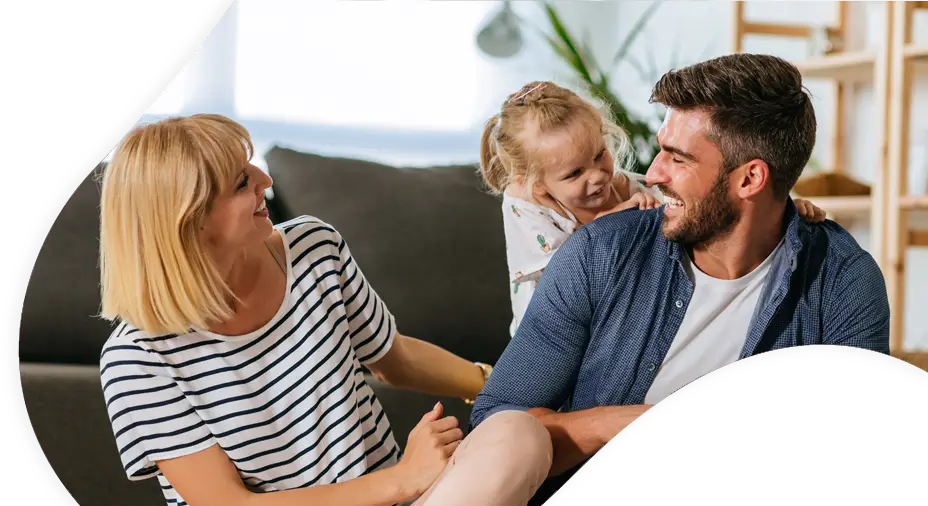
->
[235, 1, 495, 132]
[135, 1, 563, 165]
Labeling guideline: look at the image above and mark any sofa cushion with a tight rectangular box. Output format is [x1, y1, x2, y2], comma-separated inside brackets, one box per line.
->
[21, 363, 164, 506]
[264, 146, 512, 364]
[20, 165, 119, 364]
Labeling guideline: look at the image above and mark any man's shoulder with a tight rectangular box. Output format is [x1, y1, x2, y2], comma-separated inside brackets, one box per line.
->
[799, 219, 883, 287]
[550, 208, 664, 276]
[803, 219, 873, 265]
[578, 208, 664, 248]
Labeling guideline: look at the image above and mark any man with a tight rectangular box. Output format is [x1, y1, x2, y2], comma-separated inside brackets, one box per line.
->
[470, 53, 890, 503]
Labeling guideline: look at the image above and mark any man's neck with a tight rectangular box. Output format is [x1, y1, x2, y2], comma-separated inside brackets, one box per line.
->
[689, 200, 788, 280]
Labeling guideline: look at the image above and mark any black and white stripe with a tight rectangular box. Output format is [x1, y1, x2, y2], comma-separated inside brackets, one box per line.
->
[100, 216, 400, 506]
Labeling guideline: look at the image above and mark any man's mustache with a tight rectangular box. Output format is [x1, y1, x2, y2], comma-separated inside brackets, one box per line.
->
[656, 185, 681, 201]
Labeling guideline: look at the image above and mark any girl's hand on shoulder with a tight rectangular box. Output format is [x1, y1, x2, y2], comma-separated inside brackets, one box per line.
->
[595, 192, 661, 220]
[795, 198, 826, 223]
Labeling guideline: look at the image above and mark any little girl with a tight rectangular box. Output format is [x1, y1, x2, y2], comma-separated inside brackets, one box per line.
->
[478, 81, 825, 336]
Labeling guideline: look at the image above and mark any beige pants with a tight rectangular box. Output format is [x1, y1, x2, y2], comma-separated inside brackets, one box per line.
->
[410, 410, 553, 506]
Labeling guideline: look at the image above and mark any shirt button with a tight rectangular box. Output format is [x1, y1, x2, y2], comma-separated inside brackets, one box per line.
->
[675, 300, 683, 308]
[647, 363, 656, 372]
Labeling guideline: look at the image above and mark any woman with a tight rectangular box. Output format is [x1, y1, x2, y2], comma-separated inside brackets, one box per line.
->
[98, 114, 552, 506]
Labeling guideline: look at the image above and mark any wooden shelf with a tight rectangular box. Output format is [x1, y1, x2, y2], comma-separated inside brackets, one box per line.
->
[794, 51, 876, 81]
[893, 350, 928, 371]
[900, 195, 928, 210]
[799, 195, 872, 215]
[903, 44, 928, 60]
[742, 21, 810, 38]
[910, 230, 928, 246]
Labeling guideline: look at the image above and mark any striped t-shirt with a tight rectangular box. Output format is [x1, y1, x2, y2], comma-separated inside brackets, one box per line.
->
[99, 216, 401, 506]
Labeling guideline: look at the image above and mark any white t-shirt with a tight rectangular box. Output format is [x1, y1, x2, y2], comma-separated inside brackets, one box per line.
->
[100, 216, 400, 505]
[643, 238, 786, 405]
[501, 171, 660, 336]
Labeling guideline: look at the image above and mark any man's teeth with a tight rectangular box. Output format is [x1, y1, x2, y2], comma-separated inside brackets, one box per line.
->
[255, 201, 266, 213]
[665, 196, 684, 208]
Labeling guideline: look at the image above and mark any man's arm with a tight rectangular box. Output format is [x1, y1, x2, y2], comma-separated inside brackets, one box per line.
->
[527, 405, 651, 476]
[822, 252, 890, 353]
[470, 229, 650, 475]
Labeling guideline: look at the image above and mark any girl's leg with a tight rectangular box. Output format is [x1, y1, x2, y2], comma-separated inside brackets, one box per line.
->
[411, 410, 553, 506]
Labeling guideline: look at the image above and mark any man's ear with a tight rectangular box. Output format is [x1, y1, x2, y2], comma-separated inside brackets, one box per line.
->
[732, 159, 770, 199]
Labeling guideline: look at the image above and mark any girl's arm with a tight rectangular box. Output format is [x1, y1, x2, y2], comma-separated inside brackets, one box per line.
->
[610, 171, 632, 202]
[366, 333, 488, 401]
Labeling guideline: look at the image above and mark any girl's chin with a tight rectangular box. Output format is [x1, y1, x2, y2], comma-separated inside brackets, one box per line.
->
[581, 192, 613, 210]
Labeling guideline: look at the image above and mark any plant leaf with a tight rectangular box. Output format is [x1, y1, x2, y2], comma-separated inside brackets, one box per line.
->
[611, 1, 662, 68]
[543, 2, 593, 83]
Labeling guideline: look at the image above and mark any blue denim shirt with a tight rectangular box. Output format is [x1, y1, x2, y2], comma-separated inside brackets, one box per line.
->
[471, 200, 890, 427]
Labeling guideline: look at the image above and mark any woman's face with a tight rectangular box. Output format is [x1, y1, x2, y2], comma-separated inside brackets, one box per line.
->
[533, 117, 615, 212]
[201, 163, 275, 252]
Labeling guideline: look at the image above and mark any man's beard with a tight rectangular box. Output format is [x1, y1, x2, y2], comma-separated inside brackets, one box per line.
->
[659, 171, 739, 246]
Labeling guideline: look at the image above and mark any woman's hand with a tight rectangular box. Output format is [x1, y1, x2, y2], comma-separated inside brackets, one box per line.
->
[395, 402, 463, 496]
[595, 192, 661, 220]
[795, 198, 826, 223]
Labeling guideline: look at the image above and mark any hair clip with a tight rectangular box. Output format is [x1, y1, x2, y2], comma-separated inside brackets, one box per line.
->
[509, 83, 547, 105]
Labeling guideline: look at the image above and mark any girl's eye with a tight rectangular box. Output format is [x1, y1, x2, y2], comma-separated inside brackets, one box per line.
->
[594, 149, 606, 161]
[237, 175, 249, 191]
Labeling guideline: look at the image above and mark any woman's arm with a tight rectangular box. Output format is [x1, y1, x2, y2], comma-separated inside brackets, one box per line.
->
[158, 445, 409, 506]
[158, 403, 462, 506]
[366, 333, 487, 400]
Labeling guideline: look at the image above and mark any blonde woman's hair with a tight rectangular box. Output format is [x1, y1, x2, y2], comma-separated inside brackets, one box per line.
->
[99, 114, 254, 335]
[479, 80, 636, 196]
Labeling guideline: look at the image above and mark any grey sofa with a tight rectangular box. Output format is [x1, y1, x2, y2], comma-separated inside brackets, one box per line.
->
[19, 147, 514, 505]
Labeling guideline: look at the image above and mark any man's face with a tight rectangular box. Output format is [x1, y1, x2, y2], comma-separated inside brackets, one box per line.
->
[645, 108, 738, 245]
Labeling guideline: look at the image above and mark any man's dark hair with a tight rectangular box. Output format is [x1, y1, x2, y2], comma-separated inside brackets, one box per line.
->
[650, 53, 816, 200]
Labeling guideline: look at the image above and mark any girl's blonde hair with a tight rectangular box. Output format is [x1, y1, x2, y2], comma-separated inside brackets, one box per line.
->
[479, 80, 636, 196]
[99, 114, 254, 335]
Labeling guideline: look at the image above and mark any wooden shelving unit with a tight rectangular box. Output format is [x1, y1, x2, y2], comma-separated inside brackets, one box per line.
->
[884, 1, 928, 353]
[733, 2, 928, 362]
[733, 1, 890, 242]
[794, 50, 878, 81]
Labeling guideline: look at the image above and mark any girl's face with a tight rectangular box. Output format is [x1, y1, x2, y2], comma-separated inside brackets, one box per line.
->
[532, 117, 615, 211]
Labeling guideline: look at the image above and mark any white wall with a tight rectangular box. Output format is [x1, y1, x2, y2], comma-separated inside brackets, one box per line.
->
[607, 1, 928, 349]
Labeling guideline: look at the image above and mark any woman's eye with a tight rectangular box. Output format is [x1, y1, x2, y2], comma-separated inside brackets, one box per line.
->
[237, 175, 249, 190]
